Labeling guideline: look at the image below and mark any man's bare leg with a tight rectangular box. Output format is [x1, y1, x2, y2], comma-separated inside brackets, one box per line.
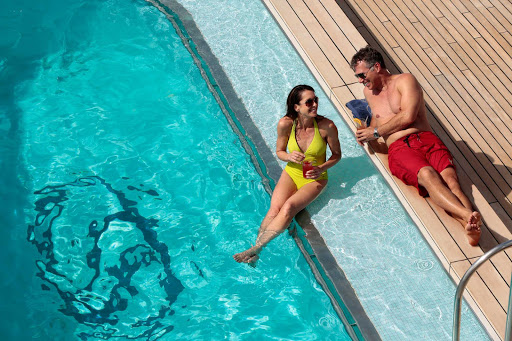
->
[418, 167, 481, 245]
[233, 179, 326, 263]
[438, 167, 481, 245]
[440, 167, 473, 209]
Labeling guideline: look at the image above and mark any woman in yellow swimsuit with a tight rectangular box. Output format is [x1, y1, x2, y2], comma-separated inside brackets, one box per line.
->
[233, 85, 341, 264]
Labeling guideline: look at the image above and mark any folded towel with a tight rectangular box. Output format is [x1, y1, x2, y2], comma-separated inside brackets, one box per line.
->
[346, 99, 372, 126]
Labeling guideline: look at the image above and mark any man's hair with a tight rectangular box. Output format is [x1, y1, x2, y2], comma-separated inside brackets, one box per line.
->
[350, 46, 386, 71]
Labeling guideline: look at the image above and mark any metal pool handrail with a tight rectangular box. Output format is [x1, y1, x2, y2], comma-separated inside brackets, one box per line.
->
[453, 239, 512, 340]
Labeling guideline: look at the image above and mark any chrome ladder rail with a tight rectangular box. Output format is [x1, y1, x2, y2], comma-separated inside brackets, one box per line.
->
[453, 239, 512, 340]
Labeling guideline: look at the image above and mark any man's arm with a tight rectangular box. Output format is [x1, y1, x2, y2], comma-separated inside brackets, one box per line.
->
[356, 73, 423, 143]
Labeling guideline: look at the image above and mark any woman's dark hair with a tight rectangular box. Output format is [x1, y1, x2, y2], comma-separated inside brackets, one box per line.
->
[350, 45, 386, 71]
[286, 84, 315, 120]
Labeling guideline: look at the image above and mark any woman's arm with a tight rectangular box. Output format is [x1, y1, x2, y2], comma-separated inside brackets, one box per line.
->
[318, 119, 341, 172]
[275, 117, 304, 163]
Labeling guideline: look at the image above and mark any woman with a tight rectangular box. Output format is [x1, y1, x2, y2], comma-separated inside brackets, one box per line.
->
[233, 85, 341, 264]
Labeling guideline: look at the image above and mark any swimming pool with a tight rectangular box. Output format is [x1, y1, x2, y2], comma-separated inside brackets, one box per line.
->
[0, 0, 350, 339]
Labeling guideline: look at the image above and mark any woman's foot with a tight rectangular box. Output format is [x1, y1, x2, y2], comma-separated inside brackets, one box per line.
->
[233, 246, 261, 264]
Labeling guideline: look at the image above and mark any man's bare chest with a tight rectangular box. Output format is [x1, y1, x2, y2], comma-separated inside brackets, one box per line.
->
[366, 89, 401, 121]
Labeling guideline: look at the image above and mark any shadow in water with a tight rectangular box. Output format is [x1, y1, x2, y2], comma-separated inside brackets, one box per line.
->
[27, 176, 184, 339]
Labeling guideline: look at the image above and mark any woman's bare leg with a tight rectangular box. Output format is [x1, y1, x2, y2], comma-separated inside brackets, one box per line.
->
[233, 176, 327, 263]
[254, 171, 297, 240]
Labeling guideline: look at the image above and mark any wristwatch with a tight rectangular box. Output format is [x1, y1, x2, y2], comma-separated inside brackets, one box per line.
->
[373, 127, 380, 138]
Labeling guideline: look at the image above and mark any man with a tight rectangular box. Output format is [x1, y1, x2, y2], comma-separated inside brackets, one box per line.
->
[351, 46, 481, 246]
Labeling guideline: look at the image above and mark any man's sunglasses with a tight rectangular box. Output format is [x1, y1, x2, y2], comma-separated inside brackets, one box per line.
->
[355, 64, 375, 80]
[303, 96, 319, 107]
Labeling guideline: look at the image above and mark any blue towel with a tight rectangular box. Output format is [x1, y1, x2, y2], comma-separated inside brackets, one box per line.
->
[346, 99, 372, 126]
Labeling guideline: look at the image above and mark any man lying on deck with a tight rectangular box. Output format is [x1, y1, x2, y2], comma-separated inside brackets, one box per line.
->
[350, 46, 481, 246]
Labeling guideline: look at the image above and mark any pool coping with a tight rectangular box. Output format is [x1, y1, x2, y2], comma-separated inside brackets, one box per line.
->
[147, 0, 381, 340]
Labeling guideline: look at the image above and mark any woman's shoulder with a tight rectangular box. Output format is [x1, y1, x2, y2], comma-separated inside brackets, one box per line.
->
[278, 116, 294, 129]
[316, 116, 335, 128]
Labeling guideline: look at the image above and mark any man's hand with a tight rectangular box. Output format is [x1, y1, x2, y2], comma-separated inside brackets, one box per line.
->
[356, 127, 377, 145]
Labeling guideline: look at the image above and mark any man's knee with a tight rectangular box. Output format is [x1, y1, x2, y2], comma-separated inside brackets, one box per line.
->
[441, 167, 460, 190]
[417, 166, 440, 186]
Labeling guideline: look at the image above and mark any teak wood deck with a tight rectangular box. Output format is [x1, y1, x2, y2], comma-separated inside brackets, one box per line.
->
[262, 0, 512, 339]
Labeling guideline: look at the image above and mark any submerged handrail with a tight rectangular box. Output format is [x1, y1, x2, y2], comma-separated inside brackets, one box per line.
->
[453, 239, 512, 340]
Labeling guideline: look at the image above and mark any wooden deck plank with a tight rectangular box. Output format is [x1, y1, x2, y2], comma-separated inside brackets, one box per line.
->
[361, 0, 389, 22]
[475, 0, 494, 9]
[333, 0, 364, 28]
[451, 0, 471, 13]
[461, 69, 512, 128]
[350, 0, 399, 48]
[463, 12, 512, 72]
[320, 0, 367, 49]
[470, 259, 511, 310]
[486, 64, 512, 114]
[303, 0, 359, 61]
[287, 0, 355, 83]
[491, 0, 512, 19]
[412, 23, 465, 70]
[269, 0, 345, 88]
[433, 75, 512, 206]
[388, 0, 418, 23]
[409, 0, 457, 44]
[380, 0, 430, 50]
[433, 0, 482, 38]
[466, 0, 507, 33]
[433, 5, 495, 66]
[422, 0, 445, 18]
[500, 29, 512, 49]
[448, 42, 512, 112]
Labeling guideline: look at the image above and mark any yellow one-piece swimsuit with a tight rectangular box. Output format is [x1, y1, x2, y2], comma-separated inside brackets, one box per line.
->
[284, 118, 328, 189]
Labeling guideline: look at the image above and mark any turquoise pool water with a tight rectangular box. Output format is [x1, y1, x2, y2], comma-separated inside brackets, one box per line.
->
[0, 0, 349, 339]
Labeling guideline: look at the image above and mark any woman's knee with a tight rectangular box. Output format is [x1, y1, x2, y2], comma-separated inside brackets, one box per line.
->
[267, 205, 281, 218]
[280, 201, 300, 219]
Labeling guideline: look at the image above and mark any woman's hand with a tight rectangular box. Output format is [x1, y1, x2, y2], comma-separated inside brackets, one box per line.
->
[305, 166, 323, 179]
[288, 151, 305, 164]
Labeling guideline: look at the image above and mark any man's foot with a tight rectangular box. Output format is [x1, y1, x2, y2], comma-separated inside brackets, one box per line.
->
[465, 211, 482, 246]
[233, 246, 261, 264]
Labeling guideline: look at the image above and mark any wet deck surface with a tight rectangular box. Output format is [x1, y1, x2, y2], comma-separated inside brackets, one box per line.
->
[262, 0, 512, 339]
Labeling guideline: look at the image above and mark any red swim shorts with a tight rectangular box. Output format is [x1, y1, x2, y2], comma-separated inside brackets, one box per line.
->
[388, 131, 454, 197]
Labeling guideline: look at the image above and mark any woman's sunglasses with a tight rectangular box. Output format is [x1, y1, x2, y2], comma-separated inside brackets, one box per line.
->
[303, 96, 319, 107]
